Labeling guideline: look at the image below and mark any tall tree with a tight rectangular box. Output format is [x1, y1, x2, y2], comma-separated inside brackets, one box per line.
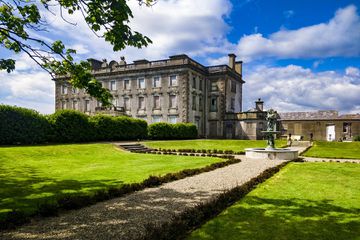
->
[0, 0, 154, 106]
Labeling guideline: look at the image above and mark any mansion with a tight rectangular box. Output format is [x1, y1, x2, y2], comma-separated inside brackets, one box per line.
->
[55, 54, 243, 138]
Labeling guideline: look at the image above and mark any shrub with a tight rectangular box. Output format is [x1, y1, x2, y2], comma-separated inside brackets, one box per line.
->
[47, 110, 93, 143]
[354, 135, 360, 141]
[0, 105, 51, 145]
[148, 122, 198, 140]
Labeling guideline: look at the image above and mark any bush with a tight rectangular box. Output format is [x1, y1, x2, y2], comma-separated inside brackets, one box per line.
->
[0, 105, 51, 144]
[90, 115, 147, 141]
[148, 122, 198, 140]
[354, 135, 360, 141]
[47, 110, 93, 143]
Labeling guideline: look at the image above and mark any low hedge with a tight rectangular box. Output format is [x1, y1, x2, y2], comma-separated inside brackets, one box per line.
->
[354, 135, 360, 141]
[0, 105, 51, 145]
[148, 122, 197, 140]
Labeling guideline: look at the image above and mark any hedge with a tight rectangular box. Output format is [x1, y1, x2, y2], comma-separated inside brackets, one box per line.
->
[47, 110, 94, 143]
[354, 135, 360, 141]
[148, 122, 198, 140]
[90, 115, 147, 141]
[0, 105, 51, 145]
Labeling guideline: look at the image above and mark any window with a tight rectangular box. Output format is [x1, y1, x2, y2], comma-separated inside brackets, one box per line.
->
[153, 96, 160, 109]
[199, 79, 203, 90]
[210, 96, 217, 112]
[85, 100, 90, 112]
[138, 97, 145, 109]
[231, 98, 235, 110]
[124, 98, 130, 110]
[168, 116, 177, 124]
[138, 78, 145, 89]
[231, 80, 236, 93]
[72, 87, 78, 94]
[112, 98, 119, 107]
[192, 76, 196, 89]
[211, 81, 218, 91]
[152, 115, 162, 123]
[61, 85, 68, 94]
[124, 79, 130, 90]
[110, 80, 117, 91]
[61, 101, 66, 109]
[192, 95, 197, 110]
[169, 95, 177, 108]
[199, 97, 203, 111]
[169, 75, 177, 86]
[73, 100, 78, 110]
[153, 76, 160, 88]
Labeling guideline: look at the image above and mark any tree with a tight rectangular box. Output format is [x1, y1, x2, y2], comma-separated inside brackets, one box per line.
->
[0, 0, 154, 106]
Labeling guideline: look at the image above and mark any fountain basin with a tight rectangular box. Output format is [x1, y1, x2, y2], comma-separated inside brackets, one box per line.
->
[245, 148, 298, 160]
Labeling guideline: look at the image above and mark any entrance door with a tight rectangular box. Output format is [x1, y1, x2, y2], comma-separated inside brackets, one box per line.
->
[326, 125, 335, 141]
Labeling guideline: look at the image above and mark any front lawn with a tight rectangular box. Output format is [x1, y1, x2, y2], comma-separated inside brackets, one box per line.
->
[189, 162, 360, 240]
[144, 139, 287, 153]
[303, 141, 360, 159]
[0, 143, 224, 220]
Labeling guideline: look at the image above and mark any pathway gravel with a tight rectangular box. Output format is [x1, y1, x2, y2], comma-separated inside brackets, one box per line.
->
[0, 156, 287, 240]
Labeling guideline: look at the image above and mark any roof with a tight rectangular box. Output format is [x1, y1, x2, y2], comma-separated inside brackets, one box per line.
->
[279, 110, 360, 120]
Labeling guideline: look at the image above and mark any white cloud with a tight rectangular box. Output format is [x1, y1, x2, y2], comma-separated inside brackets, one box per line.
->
[236, 5, 360, 61]
[243, 64, 360, 113]
[283, 10, 295, 19]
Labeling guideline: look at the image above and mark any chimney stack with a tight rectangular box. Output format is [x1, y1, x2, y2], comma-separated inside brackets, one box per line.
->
[255, 98, 264, 111]
[235, 61, 242, 75]
[228, 53, 236, 69]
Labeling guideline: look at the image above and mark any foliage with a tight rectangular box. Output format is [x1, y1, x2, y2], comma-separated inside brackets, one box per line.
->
[0, 0, 154, 105]
[354, 135, 360, 141]
[0, 104, 51, 144]
[303, 141, 360, 159]
[148, 123, 198, 140]
[47, 109, 93, 142]
[0, 143, 225, 225]
[90, 114, 147, 140]
[188, 162, 360, 240]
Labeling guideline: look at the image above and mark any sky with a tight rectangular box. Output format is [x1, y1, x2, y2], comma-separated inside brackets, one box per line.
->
[1, 0, 360, 114]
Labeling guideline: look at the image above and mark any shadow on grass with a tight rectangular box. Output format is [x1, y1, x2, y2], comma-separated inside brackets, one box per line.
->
[0, 165, 123, 219]
[190, 196, 360, 240]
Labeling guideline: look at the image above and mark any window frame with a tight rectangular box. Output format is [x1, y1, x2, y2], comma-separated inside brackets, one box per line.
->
[169, 75, 177, 87]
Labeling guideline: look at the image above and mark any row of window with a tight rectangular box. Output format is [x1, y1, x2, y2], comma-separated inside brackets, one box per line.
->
[108, 75, 178, 91]
[138, 115, 178, 124]
[192, 75, 203, 90]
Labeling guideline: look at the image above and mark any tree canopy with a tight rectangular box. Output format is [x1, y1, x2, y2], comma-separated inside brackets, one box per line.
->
[0, 0, 154, 106]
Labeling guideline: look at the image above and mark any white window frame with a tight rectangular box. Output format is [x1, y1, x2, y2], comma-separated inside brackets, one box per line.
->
[169, 75, 177, 86]
[110, 80, 117, 91]
[138, 78, 145, 89]
[124, 79, 130, 90]
[153, 76, 161, 88]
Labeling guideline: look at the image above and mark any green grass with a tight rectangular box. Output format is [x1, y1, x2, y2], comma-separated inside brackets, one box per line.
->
[143, 139, 287, 153]
[303, 141, 360, 159]
[0, 143, 224, 219]
[189, 162, 360, 240]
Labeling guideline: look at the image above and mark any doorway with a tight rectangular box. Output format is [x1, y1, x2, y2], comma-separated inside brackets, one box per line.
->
[326, 125, 335, 141]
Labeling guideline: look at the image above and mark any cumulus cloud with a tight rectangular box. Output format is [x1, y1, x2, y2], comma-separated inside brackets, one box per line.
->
[236, 5, 360, 61]
[243, 65, 360, 113]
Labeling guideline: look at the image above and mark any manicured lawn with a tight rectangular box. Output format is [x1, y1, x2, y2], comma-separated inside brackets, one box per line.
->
[0, 143, 224, 219]
[303, 141, 360, 159]
[189, 162, 360, 240]
[144, 139, 287, 153]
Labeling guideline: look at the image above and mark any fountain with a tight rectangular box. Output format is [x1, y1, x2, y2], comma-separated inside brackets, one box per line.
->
[245, 109, 298, 160]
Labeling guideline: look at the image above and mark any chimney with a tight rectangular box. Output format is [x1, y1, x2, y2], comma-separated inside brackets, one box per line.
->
[255, 98, 264, 111]
[235, 61, 242, 75]
[228, 53, 236, 69]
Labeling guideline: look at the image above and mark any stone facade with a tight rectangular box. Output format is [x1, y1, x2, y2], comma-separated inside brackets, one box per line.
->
[55, 54, 244, 138]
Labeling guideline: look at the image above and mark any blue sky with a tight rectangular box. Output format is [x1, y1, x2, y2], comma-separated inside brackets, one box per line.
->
[1, 0, 360, 114]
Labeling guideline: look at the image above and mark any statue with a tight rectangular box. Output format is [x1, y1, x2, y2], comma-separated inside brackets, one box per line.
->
[265, 109, 278, 149]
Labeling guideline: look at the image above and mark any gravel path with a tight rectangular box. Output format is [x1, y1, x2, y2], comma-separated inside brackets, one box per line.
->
[0, 156, 287, 240]
[301, 156, 360, 163]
